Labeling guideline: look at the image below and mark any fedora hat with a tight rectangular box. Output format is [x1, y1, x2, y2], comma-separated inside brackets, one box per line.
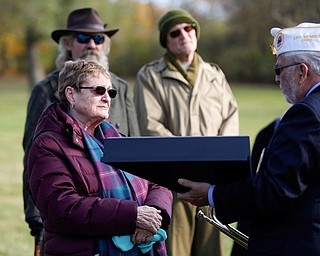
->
[51, 8, 119, 43]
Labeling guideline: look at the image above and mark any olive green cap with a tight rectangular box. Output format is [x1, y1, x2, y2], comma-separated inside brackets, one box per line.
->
[158, 9, 200, 48]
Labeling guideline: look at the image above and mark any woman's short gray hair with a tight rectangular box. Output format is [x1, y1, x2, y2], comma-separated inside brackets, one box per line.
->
[58, 59, 110, 108]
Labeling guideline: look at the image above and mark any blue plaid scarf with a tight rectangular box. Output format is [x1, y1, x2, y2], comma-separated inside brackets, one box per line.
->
[82, 121, 166, 256]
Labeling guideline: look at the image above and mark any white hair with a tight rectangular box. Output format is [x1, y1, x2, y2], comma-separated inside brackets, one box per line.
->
[55, 33, 111, 70]
[284, 51, 320, 75]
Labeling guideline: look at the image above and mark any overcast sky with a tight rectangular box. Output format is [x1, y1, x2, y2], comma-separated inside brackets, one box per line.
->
[138, 0, 183, 8]
[137, 0, 227, 19]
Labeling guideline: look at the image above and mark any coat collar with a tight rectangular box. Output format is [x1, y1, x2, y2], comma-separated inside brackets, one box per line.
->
[306, 82, 320, 97]
[157, 55, 223, 88]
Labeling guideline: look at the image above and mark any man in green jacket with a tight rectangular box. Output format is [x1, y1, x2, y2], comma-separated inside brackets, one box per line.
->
[23, 8, 140, 255]
[134, 9, 239, 256]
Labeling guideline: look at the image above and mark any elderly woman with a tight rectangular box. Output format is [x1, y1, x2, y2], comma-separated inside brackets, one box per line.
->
[28, 59, 172, 256]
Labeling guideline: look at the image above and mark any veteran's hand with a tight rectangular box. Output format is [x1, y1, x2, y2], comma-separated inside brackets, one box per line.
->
[131, 227, 153, 245]
[177, 178, 211, 206]
[137, 205, 162, 234]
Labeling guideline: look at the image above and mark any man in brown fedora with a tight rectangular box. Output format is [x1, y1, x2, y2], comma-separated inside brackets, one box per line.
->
[22, 8, 140, 255]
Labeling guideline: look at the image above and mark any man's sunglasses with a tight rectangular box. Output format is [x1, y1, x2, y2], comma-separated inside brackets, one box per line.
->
[75, 33, 105, 45]
[79, 86, 117, 98]
[169, 24, 196, 38]
[274, 62, 301, 76]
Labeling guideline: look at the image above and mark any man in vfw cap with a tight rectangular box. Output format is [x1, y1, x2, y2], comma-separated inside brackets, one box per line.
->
[134, 8, 239, 256]
[177, 22, 320, 255]
[22, 8, 140, 255]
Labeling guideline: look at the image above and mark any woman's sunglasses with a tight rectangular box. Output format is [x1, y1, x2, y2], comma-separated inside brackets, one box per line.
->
[75, 33, 105, 45]
[169, 24, 196, 38]
[79, 86, 117, 98]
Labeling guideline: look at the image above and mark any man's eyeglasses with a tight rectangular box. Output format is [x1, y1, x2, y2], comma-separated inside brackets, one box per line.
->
[169, 24, 196, 38]
[274, 63, 301, 76]
[76, 33, 105, 45]
[79, 86, 117, 98]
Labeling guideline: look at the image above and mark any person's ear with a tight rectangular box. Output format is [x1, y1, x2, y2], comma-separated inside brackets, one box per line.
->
[63, 38, 73, 51]
[65, 86, 76, 108]
[299, 63, 309, 78]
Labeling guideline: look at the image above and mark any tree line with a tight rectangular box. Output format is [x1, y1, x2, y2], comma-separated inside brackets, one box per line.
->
[0, 0, 319, 88]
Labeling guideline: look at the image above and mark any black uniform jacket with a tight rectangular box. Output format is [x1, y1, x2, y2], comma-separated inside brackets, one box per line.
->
[214, 86, 320, 256]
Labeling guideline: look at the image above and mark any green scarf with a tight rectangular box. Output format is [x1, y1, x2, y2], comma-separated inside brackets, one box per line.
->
[164, 50, 199, 86]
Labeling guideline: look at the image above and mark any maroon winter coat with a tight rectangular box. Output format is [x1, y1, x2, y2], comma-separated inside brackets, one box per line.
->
[28, 103, 172, 256]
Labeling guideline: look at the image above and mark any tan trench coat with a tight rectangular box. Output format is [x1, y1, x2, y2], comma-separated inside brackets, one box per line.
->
[134, 56, 239, 137]
[134, 55, 239, 256]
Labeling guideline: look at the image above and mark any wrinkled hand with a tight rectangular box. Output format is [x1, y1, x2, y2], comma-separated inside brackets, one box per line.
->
[177, 179, 211, 206]
[131, 227, 153, 245]
[137, 205, 162, 234]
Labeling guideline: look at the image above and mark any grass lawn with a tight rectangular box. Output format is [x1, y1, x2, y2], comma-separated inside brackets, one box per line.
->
[0, 78, 33, 256]
[0, 78, 289, 256]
